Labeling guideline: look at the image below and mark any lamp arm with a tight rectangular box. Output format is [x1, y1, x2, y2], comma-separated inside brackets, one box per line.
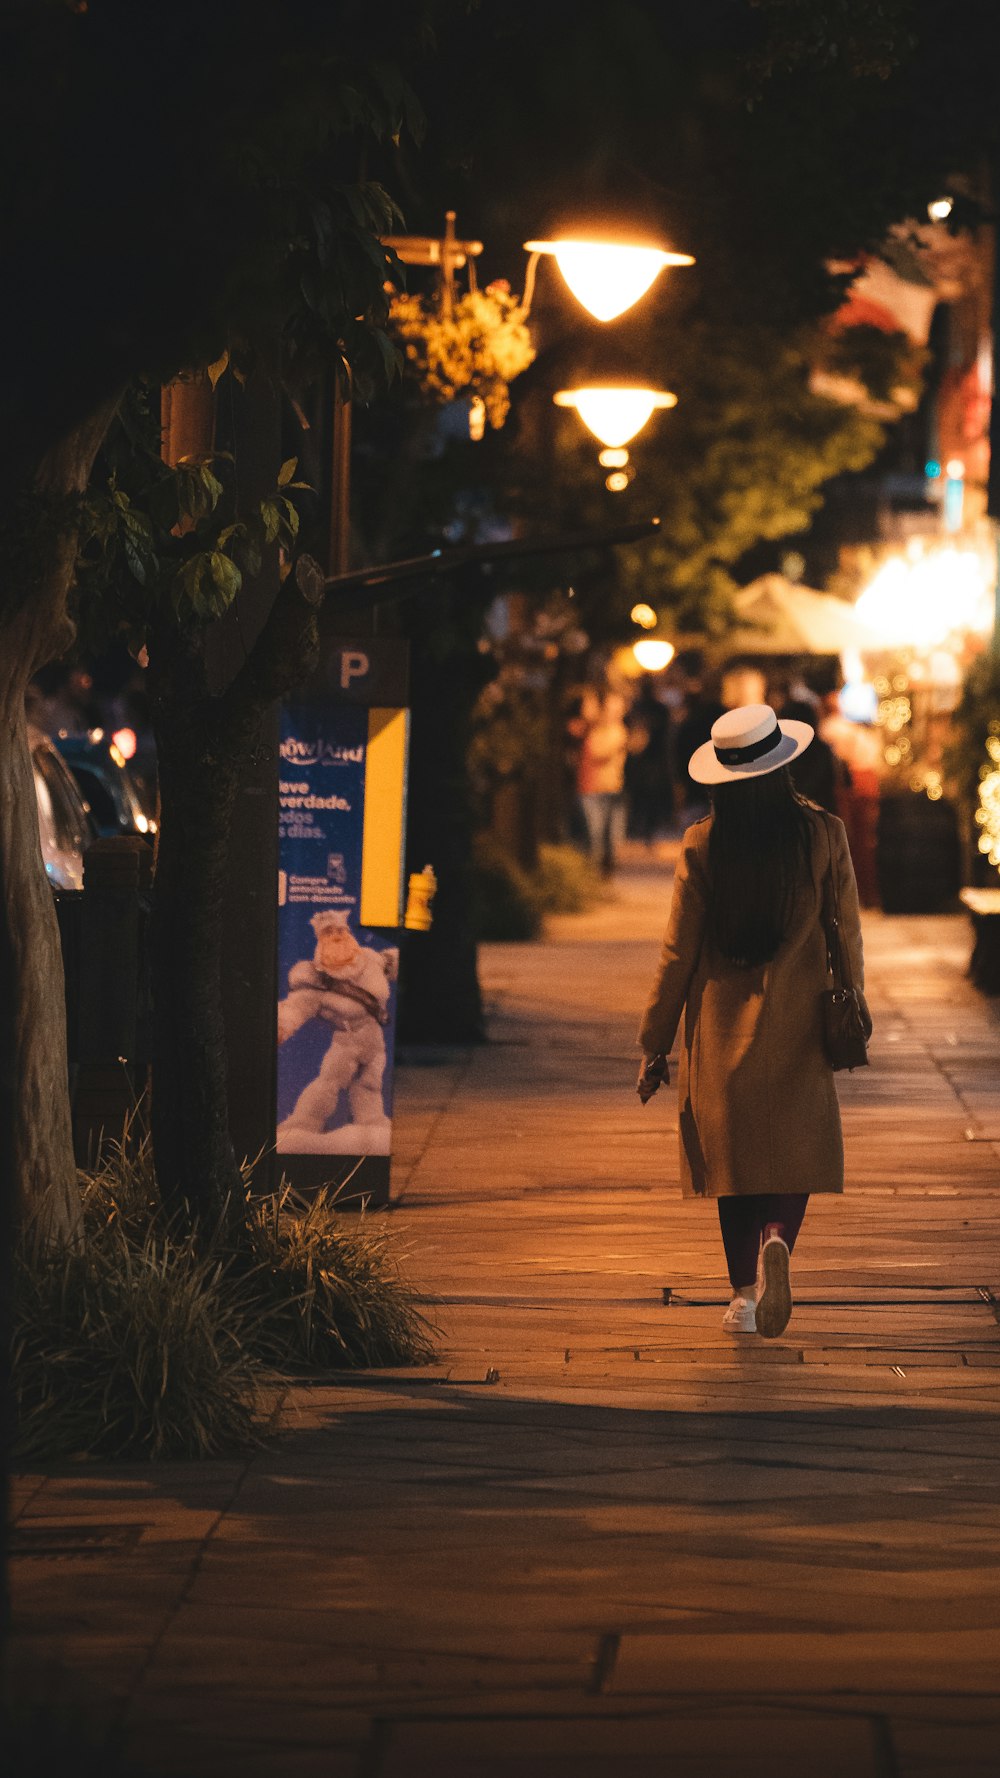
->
[520, 249, 541, 318]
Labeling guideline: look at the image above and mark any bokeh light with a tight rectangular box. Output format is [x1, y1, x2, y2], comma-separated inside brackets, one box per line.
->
[630, 603, 658, 629]
[854, 548, 994, 648]
[632, 638, 675, 672]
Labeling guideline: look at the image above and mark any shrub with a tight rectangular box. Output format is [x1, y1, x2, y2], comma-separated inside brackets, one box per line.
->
[470, 834, 543, 939]
[246, 1185, 437, 1370]
[12, 1136, 437, 1462]
[79, 1116, 162, 1242]
[534, 842, 603, 914]
[13, 1227, 261, 1462]
[471, 836, 603, 936]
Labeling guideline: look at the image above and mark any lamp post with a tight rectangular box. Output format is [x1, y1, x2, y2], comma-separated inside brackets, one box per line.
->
[384, 210, 484, 320]
[330, 213, 693, 561]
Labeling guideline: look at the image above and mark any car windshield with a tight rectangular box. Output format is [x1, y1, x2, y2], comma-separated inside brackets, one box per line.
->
[33, 743, 87, 852]
[70, 763, 121, 831]
[31, 736, 89, 887]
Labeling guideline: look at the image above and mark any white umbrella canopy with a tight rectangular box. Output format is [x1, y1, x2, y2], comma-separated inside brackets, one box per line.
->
[724, 574, 877, 655]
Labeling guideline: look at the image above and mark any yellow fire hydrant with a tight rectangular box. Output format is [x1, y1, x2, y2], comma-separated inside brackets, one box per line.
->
[404, 864, 438, 931]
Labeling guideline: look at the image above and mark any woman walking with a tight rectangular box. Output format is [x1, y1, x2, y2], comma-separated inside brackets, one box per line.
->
[636, 704, 870, 1338]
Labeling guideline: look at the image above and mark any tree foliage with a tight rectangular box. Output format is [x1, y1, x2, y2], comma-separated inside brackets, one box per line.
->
[75, 381, 308, 645]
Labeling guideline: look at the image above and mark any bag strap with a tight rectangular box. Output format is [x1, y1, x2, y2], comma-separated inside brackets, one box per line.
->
[820, 811, 854, 995]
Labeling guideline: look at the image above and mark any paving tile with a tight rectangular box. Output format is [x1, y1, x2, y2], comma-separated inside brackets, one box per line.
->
[610, 1627, 1000, 1695]
[375, 1708, 885, 1778]
[12, 869, 1000, 1776]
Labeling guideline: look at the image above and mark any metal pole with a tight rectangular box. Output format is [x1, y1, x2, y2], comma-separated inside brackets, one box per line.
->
[441, 210, 457, 320]
[329, 370, 352, 579]
[304, 517, 662, 603]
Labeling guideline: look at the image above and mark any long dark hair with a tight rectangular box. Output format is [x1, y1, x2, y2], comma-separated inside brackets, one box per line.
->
[707, 768, 814, 966]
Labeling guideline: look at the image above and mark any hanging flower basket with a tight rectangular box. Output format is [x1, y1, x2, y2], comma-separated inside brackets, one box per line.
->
[389, 282, 535, 433]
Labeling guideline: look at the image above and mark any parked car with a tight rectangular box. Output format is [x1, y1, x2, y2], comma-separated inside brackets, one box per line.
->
[29, 724, 91, 889]
[53, 731, 156, 839]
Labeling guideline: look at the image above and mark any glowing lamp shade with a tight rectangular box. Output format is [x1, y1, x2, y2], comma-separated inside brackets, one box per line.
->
[524, 238, 694, 322]
[554, 386, 676, 448]
[632, 638, 675, 672]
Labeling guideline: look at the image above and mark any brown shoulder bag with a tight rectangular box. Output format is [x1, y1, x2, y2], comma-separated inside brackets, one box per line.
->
[820, 814, 870, 1072]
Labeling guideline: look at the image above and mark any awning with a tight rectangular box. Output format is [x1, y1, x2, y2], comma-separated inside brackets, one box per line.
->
[722, 574, 877, 656]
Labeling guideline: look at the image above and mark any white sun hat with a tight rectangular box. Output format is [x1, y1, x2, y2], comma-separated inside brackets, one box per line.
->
[688, 702, 813, 786]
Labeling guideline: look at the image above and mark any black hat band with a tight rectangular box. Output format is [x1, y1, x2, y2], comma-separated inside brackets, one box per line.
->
[714, 724, 783, 767]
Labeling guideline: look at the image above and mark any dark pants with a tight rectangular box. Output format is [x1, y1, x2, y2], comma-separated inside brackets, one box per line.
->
[717, 1193, 809, 1292]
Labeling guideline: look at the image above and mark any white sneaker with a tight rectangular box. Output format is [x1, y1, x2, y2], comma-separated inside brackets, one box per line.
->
[722, 1295, 757, 1333]
[756, 1234, 792, 1339]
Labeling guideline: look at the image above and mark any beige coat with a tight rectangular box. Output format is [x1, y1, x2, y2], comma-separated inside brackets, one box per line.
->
[638, 807, 869, 1198]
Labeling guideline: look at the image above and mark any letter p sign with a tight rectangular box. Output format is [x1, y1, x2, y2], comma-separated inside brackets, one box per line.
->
[340, 650, 370, 690]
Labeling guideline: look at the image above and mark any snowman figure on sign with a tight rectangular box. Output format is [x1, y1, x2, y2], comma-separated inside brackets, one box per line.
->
[277, 909, 398, 1155]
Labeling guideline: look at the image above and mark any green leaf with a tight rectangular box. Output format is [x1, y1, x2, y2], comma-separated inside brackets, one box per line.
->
[238, 534, 263, 579]
[199, 465, 225, 509]
[277, 458, 298, 487]
[208, 552, 242, 607]
[179, 555, 211, 616]
[260, 500, 281, 546]
[121, 528, 149, 586]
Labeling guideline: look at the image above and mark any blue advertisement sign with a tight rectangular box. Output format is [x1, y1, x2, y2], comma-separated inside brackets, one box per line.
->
[277, 703, 399, 1170]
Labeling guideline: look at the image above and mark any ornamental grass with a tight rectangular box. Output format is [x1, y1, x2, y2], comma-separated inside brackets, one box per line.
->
[245, 1183, 437, 1370]
[12, 1132, 436, 1462]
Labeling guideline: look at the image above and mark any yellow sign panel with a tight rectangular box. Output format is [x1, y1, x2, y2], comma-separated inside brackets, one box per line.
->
[360, 707, 409, 927]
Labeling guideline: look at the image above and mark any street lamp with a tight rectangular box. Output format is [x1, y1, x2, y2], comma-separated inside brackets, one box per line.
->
[523, 238, 694, 322]
[386, 215, 694, 326]
[632, 638, 675, 672]
[553, 385, 677, 449]
[554, 384, 677, 487]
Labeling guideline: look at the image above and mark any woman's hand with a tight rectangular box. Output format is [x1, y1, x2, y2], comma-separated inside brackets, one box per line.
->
[636, 1052, 669, 1104]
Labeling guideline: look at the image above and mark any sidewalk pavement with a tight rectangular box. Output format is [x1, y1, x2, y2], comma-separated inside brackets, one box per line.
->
[11, 858, 1000, 1777]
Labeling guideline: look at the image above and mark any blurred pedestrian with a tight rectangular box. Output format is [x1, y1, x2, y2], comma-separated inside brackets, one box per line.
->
[820, 691, 882, 906]
[564, 686, 601, 847]
[625, 676, 673, 842]
[673, 653, 723, 826]
[578, 689, 629, 875]
[780, 696, 843, 814]
[636, 703, 870, 1338]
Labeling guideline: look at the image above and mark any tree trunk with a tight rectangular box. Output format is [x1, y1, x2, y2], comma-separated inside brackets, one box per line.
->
[0, 405, 118, 1249]
[149, 674, 260, 1236]
[0, 407, 116, 1651]
[147, 556, 319, 1239]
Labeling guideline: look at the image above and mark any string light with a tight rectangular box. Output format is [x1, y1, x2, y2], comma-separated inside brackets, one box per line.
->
[976, 767, 1000, 871]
